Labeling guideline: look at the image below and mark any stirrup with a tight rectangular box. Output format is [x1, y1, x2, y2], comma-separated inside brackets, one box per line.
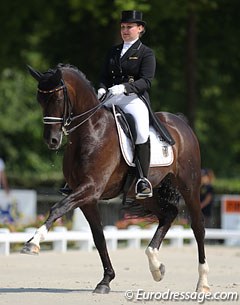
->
[135, 178, 153, 199]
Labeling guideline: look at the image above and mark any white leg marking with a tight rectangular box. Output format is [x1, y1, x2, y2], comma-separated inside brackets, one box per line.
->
[145, 247, 165, 282]
[196, 261, 210, 292]
[30, 225, 48, 248]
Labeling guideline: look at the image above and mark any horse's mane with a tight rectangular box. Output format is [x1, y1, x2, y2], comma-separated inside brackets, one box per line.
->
[175, 112, 189, 125]
[57, 63, 95, 93]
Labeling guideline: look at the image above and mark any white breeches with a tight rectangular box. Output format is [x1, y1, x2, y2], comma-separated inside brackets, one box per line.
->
[105, 93, 149, 144]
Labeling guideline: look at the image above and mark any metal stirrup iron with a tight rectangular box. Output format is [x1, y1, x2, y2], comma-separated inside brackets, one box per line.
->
[135, 178, 153, 199]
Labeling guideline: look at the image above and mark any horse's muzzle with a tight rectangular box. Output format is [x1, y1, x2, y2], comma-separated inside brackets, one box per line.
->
[44, 128, 63, 150]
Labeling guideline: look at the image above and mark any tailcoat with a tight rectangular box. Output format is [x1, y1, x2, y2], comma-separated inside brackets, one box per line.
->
[99, 39, 156, 102]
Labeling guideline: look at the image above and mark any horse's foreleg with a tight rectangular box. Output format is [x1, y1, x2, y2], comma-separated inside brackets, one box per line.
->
[21, 193, 80, 255]
[21, 224, 48, 254]
[184, 192, 210, 293]
[81, 204, 115, 294]
[146, 203, 178, 282]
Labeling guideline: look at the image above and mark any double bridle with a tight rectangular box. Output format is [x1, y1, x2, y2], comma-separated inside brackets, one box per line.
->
[38, 80, 109, 135]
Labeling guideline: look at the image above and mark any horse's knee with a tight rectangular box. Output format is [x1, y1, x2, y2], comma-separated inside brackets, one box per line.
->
[145, 247, 165, 282]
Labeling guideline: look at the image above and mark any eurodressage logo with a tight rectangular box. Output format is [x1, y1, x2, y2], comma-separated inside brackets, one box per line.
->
[124, 289, 239, 303]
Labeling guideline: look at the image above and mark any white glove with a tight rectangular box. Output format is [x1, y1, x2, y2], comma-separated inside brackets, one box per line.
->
[97, 88, 106, 99]
[108, 84, 126, 96]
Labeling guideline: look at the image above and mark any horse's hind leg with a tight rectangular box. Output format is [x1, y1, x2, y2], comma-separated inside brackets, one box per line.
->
[145, 221, 172, 282]
[182, 189, 210, 292]
[145, 192, 178, 282]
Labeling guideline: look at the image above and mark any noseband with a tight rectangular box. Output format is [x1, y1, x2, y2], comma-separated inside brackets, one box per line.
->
[38, 79, 110, 135]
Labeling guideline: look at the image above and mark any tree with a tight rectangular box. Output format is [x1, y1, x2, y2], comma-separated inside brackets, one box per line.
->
[1, 0, 240, 183]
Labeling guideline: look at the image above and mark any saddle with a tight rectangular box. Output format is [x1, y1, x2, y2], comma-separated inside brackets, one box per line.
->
[114, 106, 136, 147]
[112, 105, 174, 204]
[113, 104, 174, 150]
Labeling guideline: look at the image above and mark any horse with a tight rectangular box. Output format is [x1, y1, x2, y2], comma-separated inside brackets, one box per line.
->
[22, 63, 210, 294]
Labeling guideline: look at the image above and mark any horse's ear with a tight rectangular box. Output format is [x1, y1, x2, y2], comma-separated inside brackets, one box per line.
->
[53, 68, 62, 83]
[27, 65, 43, 81]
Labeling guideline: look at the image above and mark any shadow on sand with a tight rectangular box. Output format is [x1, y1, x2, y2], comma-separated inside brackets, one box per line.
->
[0, 287, 125, 294]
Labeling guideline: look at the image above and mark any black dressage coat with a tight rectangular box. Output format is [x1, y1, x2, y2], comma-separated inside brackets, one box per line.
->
[99, 39, 174, 145]
[99, 39, 156, 103]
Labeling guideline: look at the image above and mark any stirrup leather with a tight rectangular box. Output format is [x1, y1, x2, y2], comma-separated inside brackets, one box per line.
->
[135, 178, 153, 199]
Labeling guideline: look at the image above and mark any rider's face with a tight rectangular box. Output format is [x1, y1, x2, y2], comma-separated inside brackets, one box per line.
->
[120, 23, 143, 42]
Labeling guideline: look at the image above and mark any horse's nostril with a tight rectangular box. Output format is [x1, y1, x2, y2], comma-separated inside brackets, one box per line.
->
[51, 137, 59, 145]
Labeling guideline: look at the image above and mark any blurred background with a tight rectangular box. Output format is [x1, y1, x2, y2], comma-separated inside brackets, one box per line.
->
[0, 0, 240, 231]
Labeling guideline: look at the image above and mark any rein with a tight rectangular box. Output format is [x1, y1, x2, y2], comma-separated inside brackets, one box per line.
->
[63, 94, 109, 135]
[39, 80, 111, 136]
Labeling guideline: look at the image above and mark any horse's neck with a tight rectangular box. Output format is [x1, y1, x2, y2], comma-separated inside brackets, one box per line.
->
[73, 85, 99, 114]
[63, 69, 99, 114]
[71, 107, 112, 140]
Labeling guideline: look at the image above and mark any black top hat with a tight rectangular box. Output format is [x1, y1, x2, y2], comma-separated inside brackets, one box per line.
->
[120, 10, 146, 26]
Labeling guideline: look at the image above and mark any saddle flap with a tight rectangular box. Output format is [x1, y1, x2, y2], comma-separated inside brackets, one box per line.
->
[114, 106, 137, 144]
[112, 105, 174, 168]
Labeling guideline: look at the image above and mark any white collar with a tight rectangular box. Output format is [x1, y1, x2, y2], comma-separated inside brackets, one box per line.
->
[121, 39, 138, 57]
[123, 38, 138, 48]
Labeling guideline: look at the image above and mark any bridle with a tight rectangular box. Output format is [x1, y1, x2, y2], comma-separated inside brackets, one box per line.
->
[39, 79, 72, 130]
[38, 79, 110, 136]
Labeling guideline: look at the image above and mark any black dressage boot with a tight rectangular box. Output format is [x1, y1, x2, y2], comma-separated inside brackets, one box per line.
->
[134, 138, 153, 199]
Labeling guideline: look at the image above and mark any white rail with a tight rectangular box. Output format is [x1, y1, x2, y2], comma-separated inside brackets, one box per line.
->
[0, 226, 240, 256]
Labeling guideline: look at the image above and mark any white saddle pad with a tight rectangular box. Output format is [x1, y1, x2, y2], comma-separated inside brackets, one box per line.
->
[113, 105, 174, 167]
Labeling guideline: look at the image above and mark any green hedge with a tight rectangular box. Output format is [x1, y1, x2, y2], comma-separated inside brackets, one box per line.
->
[213, 178, 240, 194]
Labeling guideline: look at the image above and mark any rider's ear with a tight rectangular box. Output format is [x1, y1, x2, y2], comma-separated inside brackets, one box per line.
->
[27, 65, 43, 81]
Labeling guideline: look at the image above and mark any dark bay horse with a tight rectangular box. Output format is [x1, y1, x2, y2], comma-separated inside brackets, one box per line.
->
[22, 64, 210, 294]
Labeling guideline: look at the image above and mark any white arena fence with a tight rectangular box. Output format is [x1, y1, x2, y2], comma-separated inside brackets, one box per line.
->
[0, 225, 240, 256]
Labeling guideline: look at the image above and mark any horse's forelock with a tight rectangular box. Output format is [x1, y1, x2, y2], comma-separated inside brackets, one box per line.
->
[38, 64, 95, 95]
[38, 69, 62, 91]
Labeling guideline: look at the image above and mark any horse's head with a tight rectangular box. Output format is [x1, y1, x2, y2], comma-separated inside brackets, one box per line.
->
[28, 65, 71, 150]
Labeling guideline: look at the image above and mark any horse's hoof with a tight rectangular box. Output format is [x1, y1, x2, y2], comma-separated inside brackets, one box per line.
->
[159, 263, 165, 278]
[196, 285, 210, 293]
[93, 284, 110, 294]
[21, 242, 40, 255]
[151, 263, 165, 282]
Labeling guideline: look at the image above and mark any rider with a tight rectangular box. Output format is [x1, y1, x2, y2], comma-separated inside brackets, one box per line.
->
[97, 10, 156, 199]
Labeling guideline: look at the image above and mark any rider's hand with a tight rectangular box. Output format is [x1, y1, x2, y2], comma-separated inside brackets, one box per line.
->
[97, 88, 106, 99]
[108, 84, 126, 96]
